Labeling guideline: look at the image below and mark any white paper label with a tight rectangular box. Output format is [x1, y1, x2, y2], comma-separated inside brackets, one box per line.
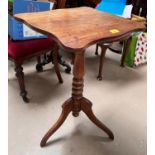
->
[122, 5, 133, 18]
[50, 2, 54, 10]
[23, 24, 44, 37]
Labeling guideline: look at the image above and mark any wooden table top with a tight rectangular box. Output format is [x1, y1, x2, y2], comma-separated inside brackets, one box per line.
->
[15, 7, 145, 51]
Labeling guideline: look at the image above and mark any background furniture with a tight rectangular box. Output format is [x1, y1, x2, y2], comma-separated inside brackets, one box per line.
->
[65, 0, 146, 17]
[132, 0, 147, 17]
[8, 0, 72, 102]
[8, 37, 63, 102]
[15, 7, 145, 146]
[108, 0, 147, 53]
[95, 0, 147, 80]
[36, 0, 71, 73]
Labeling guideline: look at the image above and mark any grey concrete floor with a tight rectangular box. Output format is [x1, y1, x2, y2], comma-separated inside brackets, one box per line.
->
[8, 46, 147, 155]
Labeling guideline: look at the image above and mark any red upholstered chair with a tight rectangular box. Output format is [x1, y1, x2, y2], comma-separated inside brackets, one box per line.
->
[8, 36, 63, 102]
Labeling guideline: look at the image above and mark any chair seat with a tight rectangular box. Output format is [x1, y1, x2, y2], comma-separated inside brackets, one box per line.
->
[8, 37, 54, 60]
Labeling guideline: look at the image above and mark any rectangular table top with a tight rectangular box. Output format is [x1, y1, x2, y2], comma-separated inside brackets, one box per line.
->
[15, 7, 145, 51]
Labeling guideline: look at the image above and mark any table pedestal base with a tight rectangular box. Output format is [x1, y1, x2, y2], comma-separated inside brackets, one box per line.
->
[40, 51, 114, 147]
[40, 97, 114, 147]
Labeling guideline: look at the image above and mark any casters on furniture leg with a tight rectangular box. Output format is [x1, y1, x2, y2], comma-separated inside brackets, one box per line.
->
[65, 67, 71, 74]
[36, 64, 43, 72]
[58, 58, 71, 74]
[20, 91, 29, 103]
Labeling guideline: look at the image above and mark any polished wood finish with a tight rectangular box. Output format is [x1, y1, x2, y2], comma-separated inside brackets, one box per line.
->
[15, 7, 145, 51]
[40, 51, 114, 147]
[15, 7, 145, 146]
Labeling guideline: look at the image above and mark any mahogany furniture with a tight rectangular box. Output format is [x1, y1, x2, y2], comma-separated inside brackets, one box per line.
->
[8, 37, 63, 102]
[15, 7, 145, 146]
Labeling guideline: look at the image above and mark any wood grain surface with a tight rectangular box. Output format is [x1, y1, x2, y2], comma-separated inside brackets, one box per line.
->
[15, 7, 145, 51]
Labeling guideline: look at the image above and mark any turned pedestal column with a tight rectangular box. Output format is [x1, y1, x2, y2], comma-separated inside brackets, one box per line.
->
[40, 51, 114, 147]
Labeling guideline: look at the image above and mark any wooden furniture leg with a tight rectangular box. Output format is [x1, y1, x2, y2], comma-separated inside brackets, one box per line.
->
[40, 51, 114, 147]
[36, 46, 64, 83]
[40, 98, 72, 147]
[97, 45, 108, 80]
[95, 44, 99, 55]
[81, 97, 114, 139]
[120, 37, 132, 67]
[52, 45, 63, 83]
[15, 63, 29, 103]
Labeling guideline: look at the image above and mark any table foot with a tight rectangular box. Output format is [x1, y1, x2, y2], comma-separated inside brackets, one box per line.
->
[81, 97, 114, 140]
[40, 97, 114, 147]
[40, 98, 73, 147]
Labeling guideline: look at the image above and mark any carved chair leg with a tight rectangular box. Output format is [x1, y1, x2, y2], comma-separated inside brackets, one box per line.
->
[81, 97, 114, 140]
[40, 98, 73, 147]
[120, 37, 131, 67]
[15, 63, 29, 103]
[52, 45, 63, 83]
[95, 44, 99, 55]
[97, 45, 108, 81]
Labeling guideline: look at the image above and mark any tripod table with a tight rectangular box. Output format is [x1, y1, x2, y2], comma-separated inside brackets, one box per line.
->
[15, 7, 145, 147]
